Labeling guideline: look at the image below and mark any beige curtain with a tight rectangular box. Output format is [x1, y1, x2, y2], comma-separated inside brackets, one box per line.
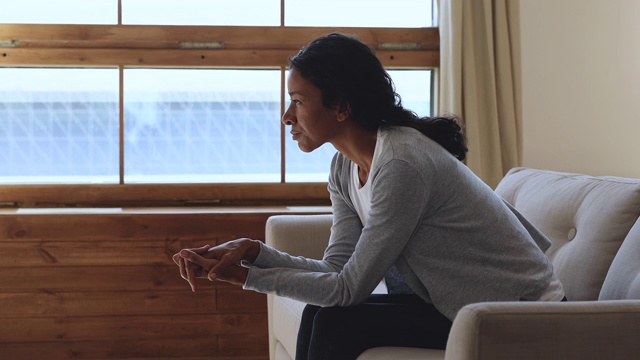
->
[438, 0, 522, 188]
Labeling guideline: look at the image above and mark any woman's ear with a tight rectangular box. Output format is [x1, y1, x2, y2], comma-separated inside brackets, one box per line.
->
[336, 102, 351, 122]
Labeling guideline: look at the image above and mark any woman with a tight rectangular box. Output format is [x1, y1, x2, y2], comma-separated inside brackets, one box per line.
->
[174, 33, 564, 360]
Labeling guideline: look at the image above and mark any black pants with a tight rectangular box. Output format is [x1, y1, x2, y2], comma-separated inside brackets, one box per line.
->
[295, 294, 452, 360]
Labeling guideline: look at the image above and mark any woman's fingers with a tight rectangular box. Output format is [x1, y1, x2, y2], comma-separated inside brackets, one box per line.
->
[178, 257, 188, 281]
[173, 244, 209, 269]
[180, 249, 202, 292]
[207, 252, 238, 281]
[179, 248, 223, 290]
[185, 258, 198, 292]
[192, 244, 211, 254]
[180, 249, 208, 267]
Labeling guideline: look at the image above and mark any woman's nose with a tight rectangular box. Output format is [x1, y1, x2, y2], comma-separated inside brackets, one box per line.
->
[282, 105, 295, 126]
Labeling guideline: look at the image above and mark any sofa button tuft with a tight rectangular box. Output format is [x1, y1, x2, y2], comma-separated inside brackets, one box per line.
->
[567, 228, 577, 240]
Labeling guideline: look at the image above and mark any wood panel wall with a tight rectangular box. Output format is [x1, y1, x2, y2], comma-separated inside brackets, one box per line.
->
[0, 208, 328, 359]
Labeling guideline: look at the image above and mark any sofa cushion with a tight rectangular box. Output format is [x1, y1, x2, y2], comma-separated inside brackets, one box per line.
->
[356, 347, 445, 360]
[495, 167, 640, 300]
[600, 219, 640, 300]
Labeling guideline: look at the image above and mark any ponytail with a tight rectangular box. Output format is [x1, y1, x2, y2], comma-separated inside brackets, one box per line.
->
[383, 110, 468, 161]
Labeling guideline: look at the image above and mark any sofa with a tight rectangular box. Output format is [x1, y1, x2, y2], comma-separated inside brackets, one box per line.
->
[265, 167, 640, 360]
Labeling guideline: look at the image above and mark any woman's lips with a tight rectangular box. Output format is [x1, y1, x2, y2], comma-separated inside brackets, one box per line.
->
[291, 131, 302, 140]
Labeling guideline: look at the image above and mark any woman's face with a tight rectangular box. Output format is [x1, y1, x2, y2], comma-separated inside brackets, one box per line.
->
[282, 68, 344, 153]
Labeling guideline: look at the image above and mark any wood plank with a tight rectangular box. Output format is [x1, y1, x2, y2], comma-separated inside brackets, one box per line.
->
[0, 240, 234, 267]
[219, 335, 270, 358]
[0, 313, 267, 342]
[0, 212, 271, 242]
[113, 358, 267, 360]
[217, 290, 268, 313]
[114, 358, 267, 360]
[0, 24, 439, 51]
[0, 288, 265, 318]
[0, 290, 218, 317]
[0, 48, 294, 67]
[0, 265, 194, 292]
[380, 49, 439, 67]
[0, 338, 224, 359]
[0, 47, 438, 68]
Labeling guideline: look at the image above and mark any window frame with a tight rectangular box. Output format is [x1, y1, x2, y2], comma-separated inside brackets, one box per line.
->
[0, 23, 439, 208]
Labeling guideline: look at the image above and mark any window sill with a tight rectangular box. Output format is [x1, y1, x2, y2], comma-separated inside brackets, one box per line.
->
[0, 205, 332, 215]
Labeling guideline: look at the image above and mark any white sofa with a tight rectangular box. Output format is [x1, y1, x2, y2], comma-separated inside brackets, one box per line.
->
[266, 167, 640, 360]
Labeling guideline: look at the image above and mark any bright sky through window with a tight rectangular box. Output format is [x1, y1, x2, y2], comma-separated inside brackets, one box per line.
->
[0, 0, 433, 27]
[0, 0, 117, 24]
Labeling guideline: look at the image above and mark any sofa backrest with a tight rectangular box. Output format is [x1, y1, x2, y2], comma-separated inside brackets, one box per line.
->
[495, 167, 640, 301]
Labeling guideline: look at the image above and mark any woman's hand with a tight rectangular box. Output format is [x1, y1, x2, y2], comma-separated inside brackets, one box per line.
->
[205, 238, 261, 283]
[175, 238, 261, 290]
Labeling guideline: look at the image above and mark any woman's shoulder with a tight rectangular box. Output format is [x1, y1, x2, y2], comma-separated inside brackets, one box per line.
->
[378, 125, 451, 162]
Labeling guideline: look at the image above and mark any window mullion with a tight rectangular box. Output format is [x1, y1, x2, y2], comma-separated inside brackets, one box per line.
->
[119, 65, 125, 184]
[280, 66, 286, 183]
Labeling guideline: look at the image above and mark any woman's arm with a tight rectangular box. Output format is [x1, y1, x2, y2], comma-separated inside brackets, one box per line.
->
[244, 159, 430, 306]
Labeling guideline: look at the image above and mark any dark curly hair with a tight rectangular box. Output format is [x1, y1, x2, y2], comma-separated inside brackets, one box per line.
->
[288, 32, 468, 161]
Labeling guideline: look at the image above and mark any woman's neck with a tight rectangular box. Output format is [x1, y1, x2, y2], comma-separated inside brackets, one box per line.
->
[332, 125, 378, 181]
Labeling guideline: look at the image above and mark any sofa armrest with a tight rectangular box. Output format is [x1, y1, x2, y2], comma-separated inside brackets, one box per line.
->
[265, 214, 332, 259]
[265, 214, 332, 360]
[446, 300, 640, 360]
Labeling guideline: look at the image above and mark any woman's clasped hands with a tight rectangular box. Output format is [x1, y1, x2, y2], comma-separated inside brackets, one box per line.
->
[172, 238, 262, 292]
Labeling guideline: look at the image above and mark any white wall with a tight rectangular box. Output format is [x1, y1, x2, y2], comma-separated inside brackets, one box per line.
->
[519, 0, 640, 177]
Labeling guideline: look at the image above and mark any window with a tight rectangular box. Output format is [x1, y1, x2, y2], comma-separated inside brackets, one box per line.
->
[122, 0, 281, 26]
[0, 0, 438, 206]
[123, 69, 282, 184]
[0, 68, 120, 184]
[284, 0, 433, 27]
[0, 0, 117, 24]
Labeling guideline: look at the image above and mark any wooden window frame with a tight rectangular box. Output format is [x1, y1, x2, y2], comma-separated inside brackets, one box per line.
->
[0, 24, 439, 208]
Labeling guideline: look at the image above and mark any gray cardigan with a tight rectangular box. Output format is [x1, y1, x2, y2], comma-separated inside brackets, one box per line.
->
[244, 126, 554, 320]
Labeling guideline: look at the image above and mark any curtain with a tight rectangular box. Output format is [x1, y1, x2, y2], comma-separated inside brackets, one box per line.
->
[438, 0, 522, 188]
